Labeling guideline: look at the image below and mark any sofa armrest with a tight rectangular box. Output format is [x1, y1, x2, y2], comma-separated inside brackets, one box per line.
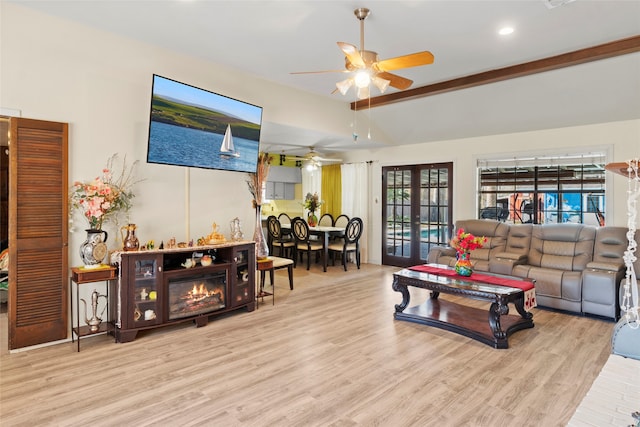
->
[586, 261, 624, 273]
[490, 252, 528, 276]
[494, 252, 528, 262]
[427, 246, 456, 264]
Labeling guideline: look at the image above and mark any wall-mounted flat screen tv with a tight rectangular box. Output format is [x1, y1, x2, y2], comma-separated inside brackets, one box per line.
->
[147, 74, 263, 173]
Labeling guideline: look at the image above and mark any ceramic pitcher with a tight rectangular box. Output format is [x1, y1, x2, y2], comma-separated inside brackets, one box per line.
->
[121, 224, 140, 251]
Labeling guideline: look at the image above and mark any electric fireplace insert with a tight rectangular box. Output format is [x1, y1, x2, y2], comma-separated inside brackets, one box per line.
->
[167, 270, 226, 320]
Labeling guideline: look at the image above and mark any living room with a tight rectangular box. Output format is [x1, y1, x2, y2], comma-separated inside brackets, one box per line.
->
[1, 1, 639, 425]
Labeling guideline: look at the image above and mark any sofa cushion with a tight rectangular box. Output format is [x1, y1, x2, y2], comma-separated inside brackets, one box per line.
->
[512, 266, 582, 301]
[590, 226, 627, 272]
[504, 224, 532, 256]
[528, 224, 595, 272]
[455, 219, 509, 263]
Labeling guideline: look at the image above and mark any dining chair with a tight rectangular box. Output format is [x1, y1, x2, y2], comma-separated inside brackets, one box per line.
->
[291, 217, 324, 270]
[309, 213, 334, 242]
[318, 213, 334, 227]
[328, 217, 363, 271]
[331, 214, 350, 242]
[278, 213, 292, 238]
[334, 214, 349, 228]
[266, 215, 294, 258]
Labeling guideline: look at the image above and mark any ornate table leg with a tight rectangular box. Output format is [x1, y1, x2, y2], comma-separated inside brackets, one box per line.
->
[392, 276, 410, 313]
[489, 298, 510, 341]
[514, 294, 534, 320]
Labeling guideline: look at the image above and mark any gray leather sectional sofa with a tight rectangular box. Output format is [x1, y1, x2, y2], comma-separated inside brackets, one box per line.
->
[427, 219, 629, 320]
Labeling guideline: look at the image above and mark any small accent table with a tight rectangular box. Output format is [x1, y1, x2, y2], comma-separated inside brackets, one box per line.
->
[256, 256, 295, 307]
[392, 266, 534, 349]
[70, 266, 117, 352]
[256, 258, 274, 307]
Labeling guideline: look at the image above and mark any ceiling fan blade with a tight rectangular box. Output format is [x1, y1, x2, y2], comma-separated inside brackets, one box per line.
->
[375, 51, 434, 72]
[312, 156, 343, 163]
[337, 42, 365, 69]
[290, 69, 349, 74]
[377, 72, 413, 90]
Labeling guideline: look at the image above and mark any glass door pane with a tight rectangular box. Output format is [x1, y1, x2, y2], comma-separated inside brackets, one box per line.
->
[383, 163, 452, 267]
[384, 167, 413, 260]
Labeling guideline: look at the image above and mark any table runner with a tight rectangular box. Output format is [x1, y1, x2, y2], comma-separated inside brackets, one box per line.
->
[408, 264, 537, 311]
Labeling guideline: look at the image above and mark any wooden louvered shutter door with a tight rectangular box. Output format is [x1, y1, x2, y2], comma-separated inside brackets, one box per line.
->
[9, 118, 68, 349]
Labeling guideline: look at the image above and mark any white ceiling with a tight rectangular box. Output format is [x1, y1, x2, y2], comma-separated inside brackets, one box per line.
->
[10, 0, 640, 157]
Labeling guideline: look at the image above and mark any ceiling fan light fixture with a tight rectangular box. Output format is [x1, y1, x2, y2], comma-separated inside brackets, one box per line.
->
[354, 70, 371, 88]
[372, 75, 391, 93]
[336, 78, 354, 95]
[305, 159, 319, 171]
[357, 86, 370, 100]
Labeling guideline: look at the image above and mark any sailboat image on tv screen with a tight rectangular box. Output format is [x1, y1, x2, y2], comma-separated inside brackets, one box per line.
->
[220, 124, 240, 158]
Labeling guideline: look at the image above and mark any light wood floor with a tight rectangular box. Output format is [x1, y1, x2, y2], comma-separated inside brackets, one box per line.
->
[0, 262, 614, 426]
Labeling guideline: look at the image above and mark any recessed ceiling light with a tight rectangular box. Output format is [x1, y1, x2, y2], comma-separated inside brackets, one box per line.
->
[544, 0, 577, 9]
[499, 27, 515, 36]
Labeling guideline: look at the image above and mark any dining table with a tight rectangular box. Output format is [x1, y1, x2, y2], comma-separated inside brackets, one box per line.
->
[281, 224, 345, 272]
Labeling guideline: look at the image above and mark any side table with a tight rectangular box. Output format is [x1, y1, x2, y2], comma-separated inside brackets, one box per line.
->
[70, 265, 117, 352]
[256, 256, 295, 308]
[256, 258, 274, 307]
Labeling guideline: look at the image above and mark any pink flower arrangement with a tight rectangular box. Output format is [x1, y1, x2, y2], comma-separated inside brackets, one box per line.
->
[451, 228, 486, 254]
[70, 155, 139, 229]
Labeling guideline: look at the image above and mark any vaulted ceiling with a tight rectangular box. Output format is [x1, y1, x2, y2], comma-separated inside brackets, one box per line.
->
[10, 0, 640, 156]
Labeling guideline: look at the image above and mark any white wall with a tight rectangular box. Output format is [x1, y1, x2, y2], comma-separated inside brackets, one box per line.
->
[340, 119, 640, 264]
[0, 2, 357, 266]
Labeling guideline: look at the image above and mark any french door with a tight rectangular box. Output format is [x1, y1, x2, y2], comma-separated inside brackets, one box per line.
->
[382, 163, 453, 267]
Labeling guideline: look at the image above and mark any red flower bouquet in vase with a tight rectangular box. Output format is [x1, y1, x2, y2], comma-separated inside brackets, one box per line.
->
[450, 228, 486, 276]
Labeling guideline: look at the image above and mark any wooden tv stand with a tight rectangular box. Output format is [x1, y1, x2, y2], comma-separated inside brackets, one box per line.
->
[110, 241, 255, 343]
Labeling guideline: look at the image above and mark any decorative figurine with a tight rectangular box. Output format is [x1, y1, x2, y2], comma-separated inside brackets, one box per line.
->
[230, 217, 244, 241]
[207, 222, 226, 244]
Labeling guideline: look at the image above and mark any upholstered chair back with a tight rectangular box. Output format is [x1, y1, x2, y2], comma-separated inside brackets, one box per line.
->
[528, 224, 596, 272]
[591, 226, 627, 270]
[504, 224, 533, 256]
[454, 219, 509, 263]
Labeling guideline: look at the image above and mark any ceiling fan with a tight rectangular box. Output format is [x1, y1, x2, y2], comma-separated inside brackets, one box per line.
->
[287, 147, 343, 169]
[293, 8, 434, 99]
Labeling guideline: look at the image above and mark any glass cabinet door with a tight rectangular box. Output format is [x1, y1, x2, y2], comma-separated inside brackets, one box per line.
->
[231, 246, 254, 307]
[130, 255, 162, 326]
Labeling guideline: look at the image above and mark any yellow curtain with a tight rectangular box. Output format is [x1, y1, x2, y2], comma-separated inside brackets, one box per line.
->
[321, 164, 341, 219]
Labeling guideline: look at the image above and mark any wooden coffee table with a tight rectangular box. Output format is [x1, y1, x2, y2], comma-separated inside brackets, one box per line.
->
[392, 266, 534, 349]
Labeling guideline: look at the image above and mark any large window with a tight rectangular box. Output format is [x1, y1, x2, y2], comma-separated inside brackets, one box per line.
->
[478, 153, 606, 225]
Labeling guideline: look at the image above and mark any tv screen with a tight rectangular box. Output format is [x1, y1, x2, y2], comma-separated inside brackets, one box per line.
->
[147, 75, 263, 173]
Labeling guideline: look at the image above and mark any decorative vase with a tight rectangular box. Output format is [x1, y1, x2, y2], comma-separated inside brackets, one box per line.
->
[254, 205, 269, 260]
[120, 223, 139, 252]
[455, 251, 473, 276]
[80, 229, 108, 267]
[308, 212, 318, 227]
[230, 217, 244, 241]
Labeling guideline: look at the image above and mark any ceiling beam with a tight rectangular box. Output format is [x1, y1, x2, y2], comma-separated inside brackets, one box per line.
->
[351, 35, 640, 110]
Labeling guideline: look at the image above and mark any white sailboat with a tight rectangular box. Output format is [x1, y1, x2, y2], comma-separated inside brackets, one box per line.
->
[220, 124, 240, 158]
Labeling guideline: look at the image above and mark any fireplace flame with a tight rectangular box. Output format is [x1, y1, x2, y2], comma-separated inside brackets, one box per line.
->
[169, 275, 226, 320]
[187, 282, 221, 300]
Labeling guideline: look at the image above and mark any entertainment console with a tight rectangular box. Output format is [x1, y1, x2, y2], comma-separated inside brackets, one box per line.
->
[110, 241, 255, 343]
